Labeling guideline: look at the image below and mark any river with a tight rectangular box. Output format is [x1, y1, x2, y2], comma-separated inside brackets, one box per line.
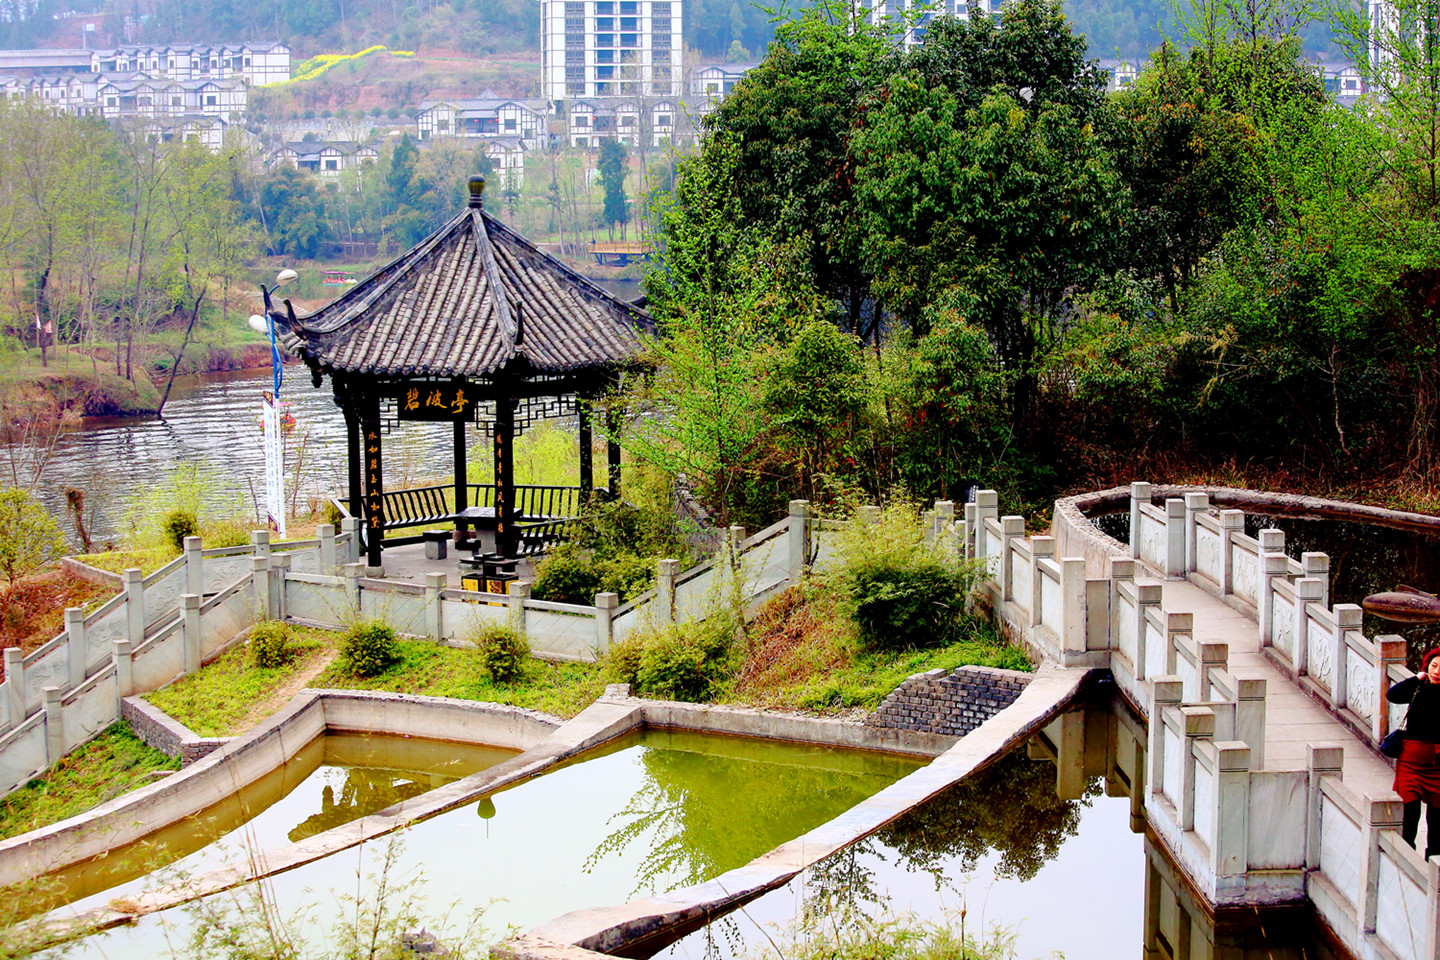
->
[6, 277, 642, 546]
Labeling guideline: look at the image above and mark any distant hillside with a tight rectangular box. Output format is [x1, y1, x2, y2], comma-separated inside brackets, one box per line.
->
[0, 0, 1337, 79]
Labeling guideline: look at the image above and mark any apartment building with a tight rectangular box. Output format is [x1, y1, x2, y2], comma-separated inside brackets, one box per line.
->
[540, 0, 683, 107]
[0, 42, 290, 86]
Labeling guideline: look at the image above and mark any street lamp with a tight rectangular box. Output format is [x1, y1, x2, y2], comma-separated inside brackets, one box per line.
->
[248, 267, 298, 396]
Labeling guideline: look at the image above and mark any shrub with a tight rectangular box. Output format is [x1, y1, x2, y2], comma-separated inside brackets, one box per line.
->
[162, 509, 199, 553]
[532, 549, 601, 604]
[837, 501, 980, 650]
[0, 488, 66, 585]
[248, 621, 292, 668]
[472, 624, 529, 684]
[607, 632, 644, 687]
[340, 620, 398, 677]
[630, 615, 737, 702]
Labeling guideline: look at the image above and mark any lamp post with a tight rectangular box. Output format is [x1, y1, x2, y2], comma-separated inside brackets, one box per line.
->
[248, 268, 298, 537]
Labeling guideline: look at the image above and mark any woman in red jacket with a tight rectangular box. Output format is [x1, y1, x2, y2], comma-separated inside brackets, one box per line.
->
[1388, 647, 1440, 858]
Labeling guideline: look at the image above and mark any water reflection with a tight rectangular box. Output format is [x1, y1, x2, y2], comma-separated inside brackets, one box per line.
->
[655, 695, 1345, 960]
[19, 732, 515, 920]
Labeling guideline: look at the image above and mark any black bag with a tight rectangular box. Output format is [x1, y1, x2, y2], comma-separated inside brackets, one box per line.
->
[1381, 728, 1406, 759]
[1383, 681, 1423, 759]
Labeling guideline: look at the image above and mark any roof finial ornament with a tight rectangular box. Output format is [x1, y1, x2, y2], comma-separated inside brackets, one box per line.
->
[467, 174, 486, 209]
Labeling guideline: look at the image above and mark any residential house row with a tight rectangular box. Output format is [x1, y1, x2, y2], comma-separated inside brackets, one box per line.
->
[0, 42, 290, 86]
[0, 71, 248, 121]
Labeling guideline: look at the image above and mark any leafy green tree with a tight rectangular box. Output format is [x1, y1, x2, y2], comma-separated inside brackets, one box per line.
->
[856, 82, 1126, 427]
[0, 488, 66, 585]
[259, 165, 330, 258]
[691, 6, 899, 335]
[598, 138, 629, 238]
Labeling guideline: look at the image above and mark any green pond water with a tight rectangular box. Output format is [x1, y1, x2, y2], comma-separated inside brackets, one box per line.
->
[15, 732, 518, 921]
[43, 729, 922, 959]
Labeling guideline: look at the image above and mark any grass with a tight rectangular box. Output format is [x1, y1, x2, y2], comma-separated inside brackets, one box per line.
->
[725, 583, 1031, 714]
[0, 723, 179, 841]
[311, 635, 608, 719]
[68, 546, 175, 576]
[146, 626, 334, 737]
[0, 569, 111, 654]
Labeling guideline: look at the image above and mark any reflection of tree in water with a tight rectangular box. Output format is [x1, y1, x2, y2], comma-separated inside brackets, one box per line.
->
[287, 768, 432, 842]
[584, 747, 898, 897]
[794, 748, 1099, 926]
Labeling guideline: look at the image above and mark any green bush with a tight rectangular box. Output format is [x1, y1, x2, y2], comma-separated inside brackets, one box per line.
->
[532, 549, 602, 604]
[162, 509, 199, 553]
[340, 620, 398, 677]
[247, 621, 292, 668]
[612, 616, 736, 702]
[596, 554, 654, 599]
[837, 502, 981, 650]
[471, 624, 530, 684]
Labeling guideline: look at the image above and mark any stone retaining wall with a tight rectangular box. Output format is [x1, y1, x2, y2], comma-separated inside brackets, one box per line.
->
[121, 696, 228, 765]
[865, 665, 1033, 737]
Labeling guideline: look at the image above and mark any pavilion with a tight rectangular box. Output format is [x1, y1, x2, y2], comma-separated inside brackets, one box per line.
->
[265, 175, 655, 570]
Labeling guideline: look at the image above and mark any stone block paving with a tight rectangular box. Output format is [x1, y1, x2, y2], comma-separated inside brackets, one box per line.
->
[865, 665, 1033, 738]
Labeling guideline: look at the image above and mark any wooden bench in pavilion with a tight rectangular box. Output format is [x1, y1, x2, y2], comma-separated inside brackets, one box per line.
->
[265, 174, 654, 570]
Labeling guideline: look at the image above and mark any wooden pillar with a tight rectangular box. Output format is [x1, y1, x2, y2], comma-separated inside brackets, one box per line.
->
[361, 397, 384, 569]
[453, 417, 469, 541]
[606, 404, 621, 500]
[345, 408, 362, 527]
[494, 396, 517, 558]
[578, 395, 594, 501]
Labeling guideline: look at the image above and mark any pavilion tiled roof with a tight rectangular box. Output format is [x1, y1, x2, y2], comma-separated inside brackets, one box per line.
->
[276, 183, 653, 380]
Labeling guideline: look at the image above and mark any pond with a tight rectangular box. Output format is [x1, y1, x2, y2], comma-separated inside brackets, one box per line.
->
[45, 728, 921, 959]
[14, 732, 517, 921]
[1091, 509, 1440, 669]
[38, 700, 1344, 960]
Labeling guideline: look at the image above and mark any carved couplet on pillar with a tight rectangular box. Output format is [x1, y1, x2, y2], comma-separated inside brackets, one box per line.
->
[362, 405, 384, 568]
[494, 396, 517, 558]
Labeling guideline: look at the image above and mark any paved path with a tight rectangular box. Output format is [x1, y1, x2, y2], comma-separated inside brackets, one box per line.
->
[1154, 576, 1396, 797]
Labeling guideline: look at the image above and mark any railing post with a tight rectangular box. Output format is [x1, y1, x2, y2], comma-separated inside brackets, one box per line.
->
[1303, 552, 1331, 608]
[1184, 492, 1208, 575]
[1377, 636, 1407, 742]
[1234, 676, 1268, 768]
[424, 573, 446, 641]
[786, 500, 810, 582]
[1107, 556, 1135, 646]
[962, 501, 978, 562]
[1030, 536, 1055, 627]
[1361, 794, 1405, 936]
[182, 594, 202, 675]
[318, 523, 337, 570]
[858, 505, 880, 526]
[4, 647, 24, 727]
[594, 592, 618, 653]
[1293, 577, 1324, 677]
[1218, 509, 1244, 595]
[999, 516, 1024, 603]
[1134, 582, 1162, 682]
[269, 554, 290, 621]
[1211, 741, 1250, 878]
[184, 535, 204, 596]
[251, 556, 272, 621]
[1148, 677, 1183, 795]
[1333, 604, 1362, 710]
[341, 517, 361, 565]
[1060, 557, 1086, 659]
[921, 508, 936, 545]
[1164, 498, 1186, 579]
[935, 500, 955, 556]
[65, 607, 86, 689]
[508, 580, 531, 634]
[112, 638, 133, 702]
[1129, 482, 1152, 559]
[1258, 553, 1289, 648]
[1179, 706, 1215, 830]
[1305, 744, 1344, 872]
[250, 529, 271, 558]
[1258, 527, 1286, 556]
[124, 568, 144, 645]
[1197, 641, 1228, 702]
[43, 686, 63, 765]
[343, 562, 364, 612]
[656, 559, 679, 622]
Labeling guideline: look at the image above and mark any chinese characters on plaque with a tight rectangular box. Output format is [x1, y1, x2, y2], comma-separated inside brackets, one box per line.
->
[397, 384, 473, 421]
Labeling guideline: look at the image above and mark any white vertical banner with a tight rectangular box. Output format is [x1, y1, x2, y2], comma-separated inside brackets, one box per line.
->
[262, 392, 287, 538]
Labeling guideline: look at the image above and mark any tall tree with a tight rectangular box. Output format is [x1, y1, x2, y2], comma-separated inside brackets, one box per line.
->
[597, 138, 629, 239]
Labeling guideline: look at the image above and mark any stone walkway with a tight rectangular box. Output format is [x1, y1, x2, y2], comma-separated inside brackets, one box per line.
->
[1154, 577, 1396, 797]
